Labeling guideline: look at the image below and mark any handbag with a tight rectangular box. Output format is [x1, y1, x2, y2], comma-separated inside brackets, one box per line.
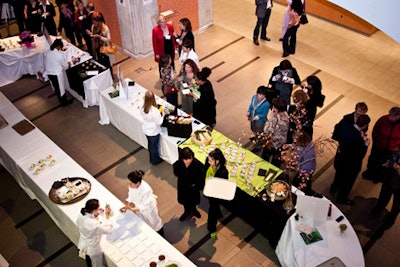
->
[99, 42, 116, 54]
[300, 13, 309, 25]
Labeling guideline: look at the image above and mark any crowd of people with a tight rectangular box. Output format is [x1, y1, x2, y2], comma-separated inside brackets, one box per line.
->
[252, 0, 306, 57]
[3, 3, 397, 263]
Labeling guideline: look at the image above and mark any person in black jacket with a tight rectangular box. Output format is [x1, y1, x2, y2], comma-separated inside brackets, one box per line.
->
[204, 148, 229, 239]
[372, 152, 400, 238]
[38, 0, 57, 36]
[193, 67, 217, 129]
[331, 114, 371, 205]
[268, 60, 301, 106]
[303, 75, 325, 139]
[173, 147, 205, 221]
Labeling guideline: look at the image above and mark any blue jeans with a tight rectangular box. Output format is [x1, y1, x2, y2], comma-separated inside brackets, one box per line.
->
[146, 134, 162, 165]
[253, 9, 272, 40]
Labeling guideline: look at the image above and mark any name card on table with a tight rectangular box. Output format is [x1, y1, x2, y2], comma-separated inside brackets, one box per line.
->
[296, 195, 330, 227]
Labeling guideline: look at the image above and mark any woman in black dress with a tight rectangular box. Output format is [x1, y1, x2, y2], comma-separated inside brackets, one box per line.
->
[24, 0, 42, 33]
[193, 67, 217, 129]
[173, 147, 205, 221]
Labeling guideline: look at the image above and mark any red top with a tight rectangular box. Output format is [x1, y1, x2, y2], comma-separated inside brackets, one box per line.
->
[152, 23, 177, 62]
[372, 114, 400, 151]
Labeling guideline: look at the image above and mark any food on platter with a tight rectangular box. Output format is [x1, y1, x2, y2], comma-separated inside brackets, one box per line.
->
[51, 178, 91, 204]
[266, 180, 289, 200]
[166, 115, 191, 124]
[192, 129, 212, 146]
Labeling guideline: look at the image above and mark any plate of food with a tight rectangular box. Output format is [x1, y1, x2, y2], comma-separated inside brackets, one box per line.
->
[266, 180, 290, 201]
[49, 177, 91, 204]
[192, 128, 212, 146]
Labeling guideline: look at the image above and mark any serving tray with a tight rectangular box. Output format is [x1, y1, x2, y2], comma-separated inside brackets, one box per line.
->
[49, 177, 91, 205]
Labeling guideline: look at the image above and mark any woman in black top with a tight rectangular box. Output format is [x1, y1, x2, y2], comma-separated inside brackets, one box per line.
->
[193, 67, 217, 129]
[204, 148, 229, 238]
[173, 147, 205, 221]
[175, 17, 195, 55]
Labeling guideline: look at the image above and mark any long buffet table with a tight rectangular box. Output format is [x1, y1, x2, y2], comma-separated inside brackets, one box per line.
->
[0, 35, 112, 108]
[0, 92, 196, 267]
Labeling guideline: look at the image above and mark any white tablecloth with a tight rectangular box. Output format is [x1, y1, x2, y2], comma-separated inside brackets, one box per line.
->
[275, 201, 364, 267]
[0, 35, 46, 87]
[99, 81, 206, 164]
[0, 92, 196, 267]
[0, 35, 110, 108]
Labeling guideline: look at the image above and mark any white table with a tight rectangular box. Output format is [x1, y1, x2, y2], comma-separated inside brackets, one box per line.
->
[275, 200, 364, 267]
[0, 92, 196, 267]
[99, 81, 206, 164]
[0, 35, 46, 87]
[0, 35, 111, 108]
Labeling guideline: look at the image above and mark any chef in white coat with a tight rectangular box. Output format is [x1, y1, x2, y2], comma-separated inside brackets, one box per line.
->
[77, 199, 113, 267]
[120, 170, 164, 236]
[44, 38, 74, 105]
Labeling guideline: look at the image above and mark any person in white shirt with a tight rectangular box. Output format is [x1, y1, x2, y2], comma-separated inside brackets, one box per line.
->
[178, 39, 200, 71]
[77, 199, 113, 267]
[44, 39, 75, 105]
[120, 170, 164, 236]
[140, 91, 165, 165]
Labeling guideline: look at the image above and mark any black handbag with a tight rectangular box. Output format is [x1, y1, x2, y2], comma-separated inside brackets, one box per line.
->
[300, 13, 309, 25]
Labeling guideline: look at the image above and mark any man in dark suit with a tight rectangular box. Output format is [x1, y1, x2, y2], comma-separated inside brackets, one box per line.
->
[331, 114, 371, 205]
[253, 0, 273, 45]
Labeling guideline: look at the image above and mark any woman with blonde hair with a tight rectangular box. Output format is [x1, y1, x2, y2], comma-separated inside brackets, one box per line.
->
[140, 91, 165, 165]
[152, 14, 177, 74]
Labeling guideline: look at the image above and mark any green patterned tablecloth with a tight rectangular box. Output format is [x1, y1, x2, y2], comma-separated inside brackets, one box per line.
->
[179, 130, 282, 196]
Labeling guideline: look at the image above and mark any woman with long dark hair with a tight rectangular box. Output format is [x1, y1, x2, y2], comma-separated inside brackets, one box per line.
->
[282, 0, 303, 57]
[204, 148, 229, 239]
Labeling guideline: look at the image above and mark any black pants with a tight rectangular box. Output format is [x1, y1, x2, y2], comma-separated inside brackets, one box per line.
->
[207, 197, 222, 233]
[48, 74, 67, 104]
[282, 24, 299, 54]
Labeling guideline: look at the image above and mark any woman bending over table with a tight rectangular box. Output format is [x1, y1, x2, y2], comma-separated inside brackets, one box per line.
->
[140, 91, 165, 165]
[120, 170, 164, 236]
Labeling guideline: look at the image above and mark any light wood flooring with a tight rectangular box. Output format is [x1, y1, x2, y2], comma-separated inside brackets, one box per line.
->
[1, 0, 400, 266]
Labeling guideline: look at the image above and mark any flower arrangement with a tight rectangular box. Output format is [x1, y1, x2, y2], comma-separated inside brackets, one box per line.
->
[280, 135, 337, 190]
[19, 31, 34, 48]
[19, 31, 34, 43]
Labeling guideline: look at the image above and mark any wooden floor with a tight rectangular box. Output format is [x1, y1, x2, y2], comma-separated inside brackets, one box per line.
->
[1, 0, 400, 266]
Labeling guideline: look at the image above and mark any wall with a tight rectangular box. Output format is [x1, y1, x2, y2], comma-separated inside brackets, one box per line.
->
[274, 0, 377, 36]
[158, 0, 199, 33]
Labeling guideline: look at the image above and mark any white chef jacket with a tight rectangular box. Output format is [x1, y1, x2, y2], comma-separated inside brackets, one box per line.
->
[140, 106, 163, 137]
[126, 180, 163, 231]
[179, 49, 200, 69]
[44, 48, 69, 96]
[76, 212, 113, 257]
